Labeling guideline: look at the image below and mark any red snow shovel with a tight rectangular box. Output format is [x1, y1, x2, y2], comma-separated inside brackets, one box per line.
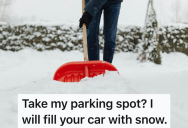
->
[53, 0, 118, 82]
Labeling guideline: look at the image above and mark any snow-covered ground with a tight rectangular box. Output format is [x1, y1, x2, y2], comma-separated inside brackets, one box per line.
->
[0, 49, 188, 128]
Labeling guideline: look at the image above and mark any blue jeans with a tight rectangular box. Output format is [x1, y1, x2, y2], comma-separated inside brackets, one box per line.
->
[85, 1, 121, 63]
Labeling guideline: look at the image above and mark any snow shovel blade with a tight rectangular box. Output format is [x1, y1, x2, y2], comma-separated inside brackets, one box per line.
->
[53, 61, 118, 82]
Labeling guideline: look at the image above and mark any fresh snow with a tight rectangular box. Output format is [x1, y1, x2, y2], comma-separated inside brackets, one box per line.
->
[0, 49, 188, 128]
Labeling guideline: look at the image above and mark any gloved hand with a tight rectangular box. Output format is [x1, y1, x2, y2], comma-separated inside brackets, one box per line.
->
[79, 11, 93, 29]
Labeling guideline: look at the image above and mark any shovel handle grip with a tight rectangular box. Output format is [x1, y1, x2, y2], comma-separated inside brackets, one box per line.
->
[82, 0, 88, 61]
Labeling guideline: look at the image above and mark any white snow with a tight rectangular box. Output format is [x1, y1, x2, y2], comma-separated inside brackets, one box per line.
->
[165, 23, 188, 29]
[0, 49, 188, 128]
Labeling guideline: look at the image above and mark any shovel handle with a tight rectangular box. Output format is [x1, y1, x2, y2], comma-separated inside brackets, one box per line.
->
[82, 0, 88, 61]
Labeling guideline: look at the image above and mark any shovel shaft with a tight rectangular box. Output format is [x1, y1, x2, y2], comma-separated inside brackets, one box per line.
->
[82, 0, 88, 61]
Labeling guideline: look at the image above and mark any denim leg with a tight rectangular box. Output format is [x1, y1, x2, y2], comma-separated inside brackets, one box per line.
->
[87, 8, 103, 61]
[103, 3, 121, 63]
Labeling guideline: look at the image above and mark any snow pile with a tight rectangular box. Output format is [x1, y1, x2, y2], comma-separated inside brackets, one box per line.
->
[0, 70, 126, 128]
